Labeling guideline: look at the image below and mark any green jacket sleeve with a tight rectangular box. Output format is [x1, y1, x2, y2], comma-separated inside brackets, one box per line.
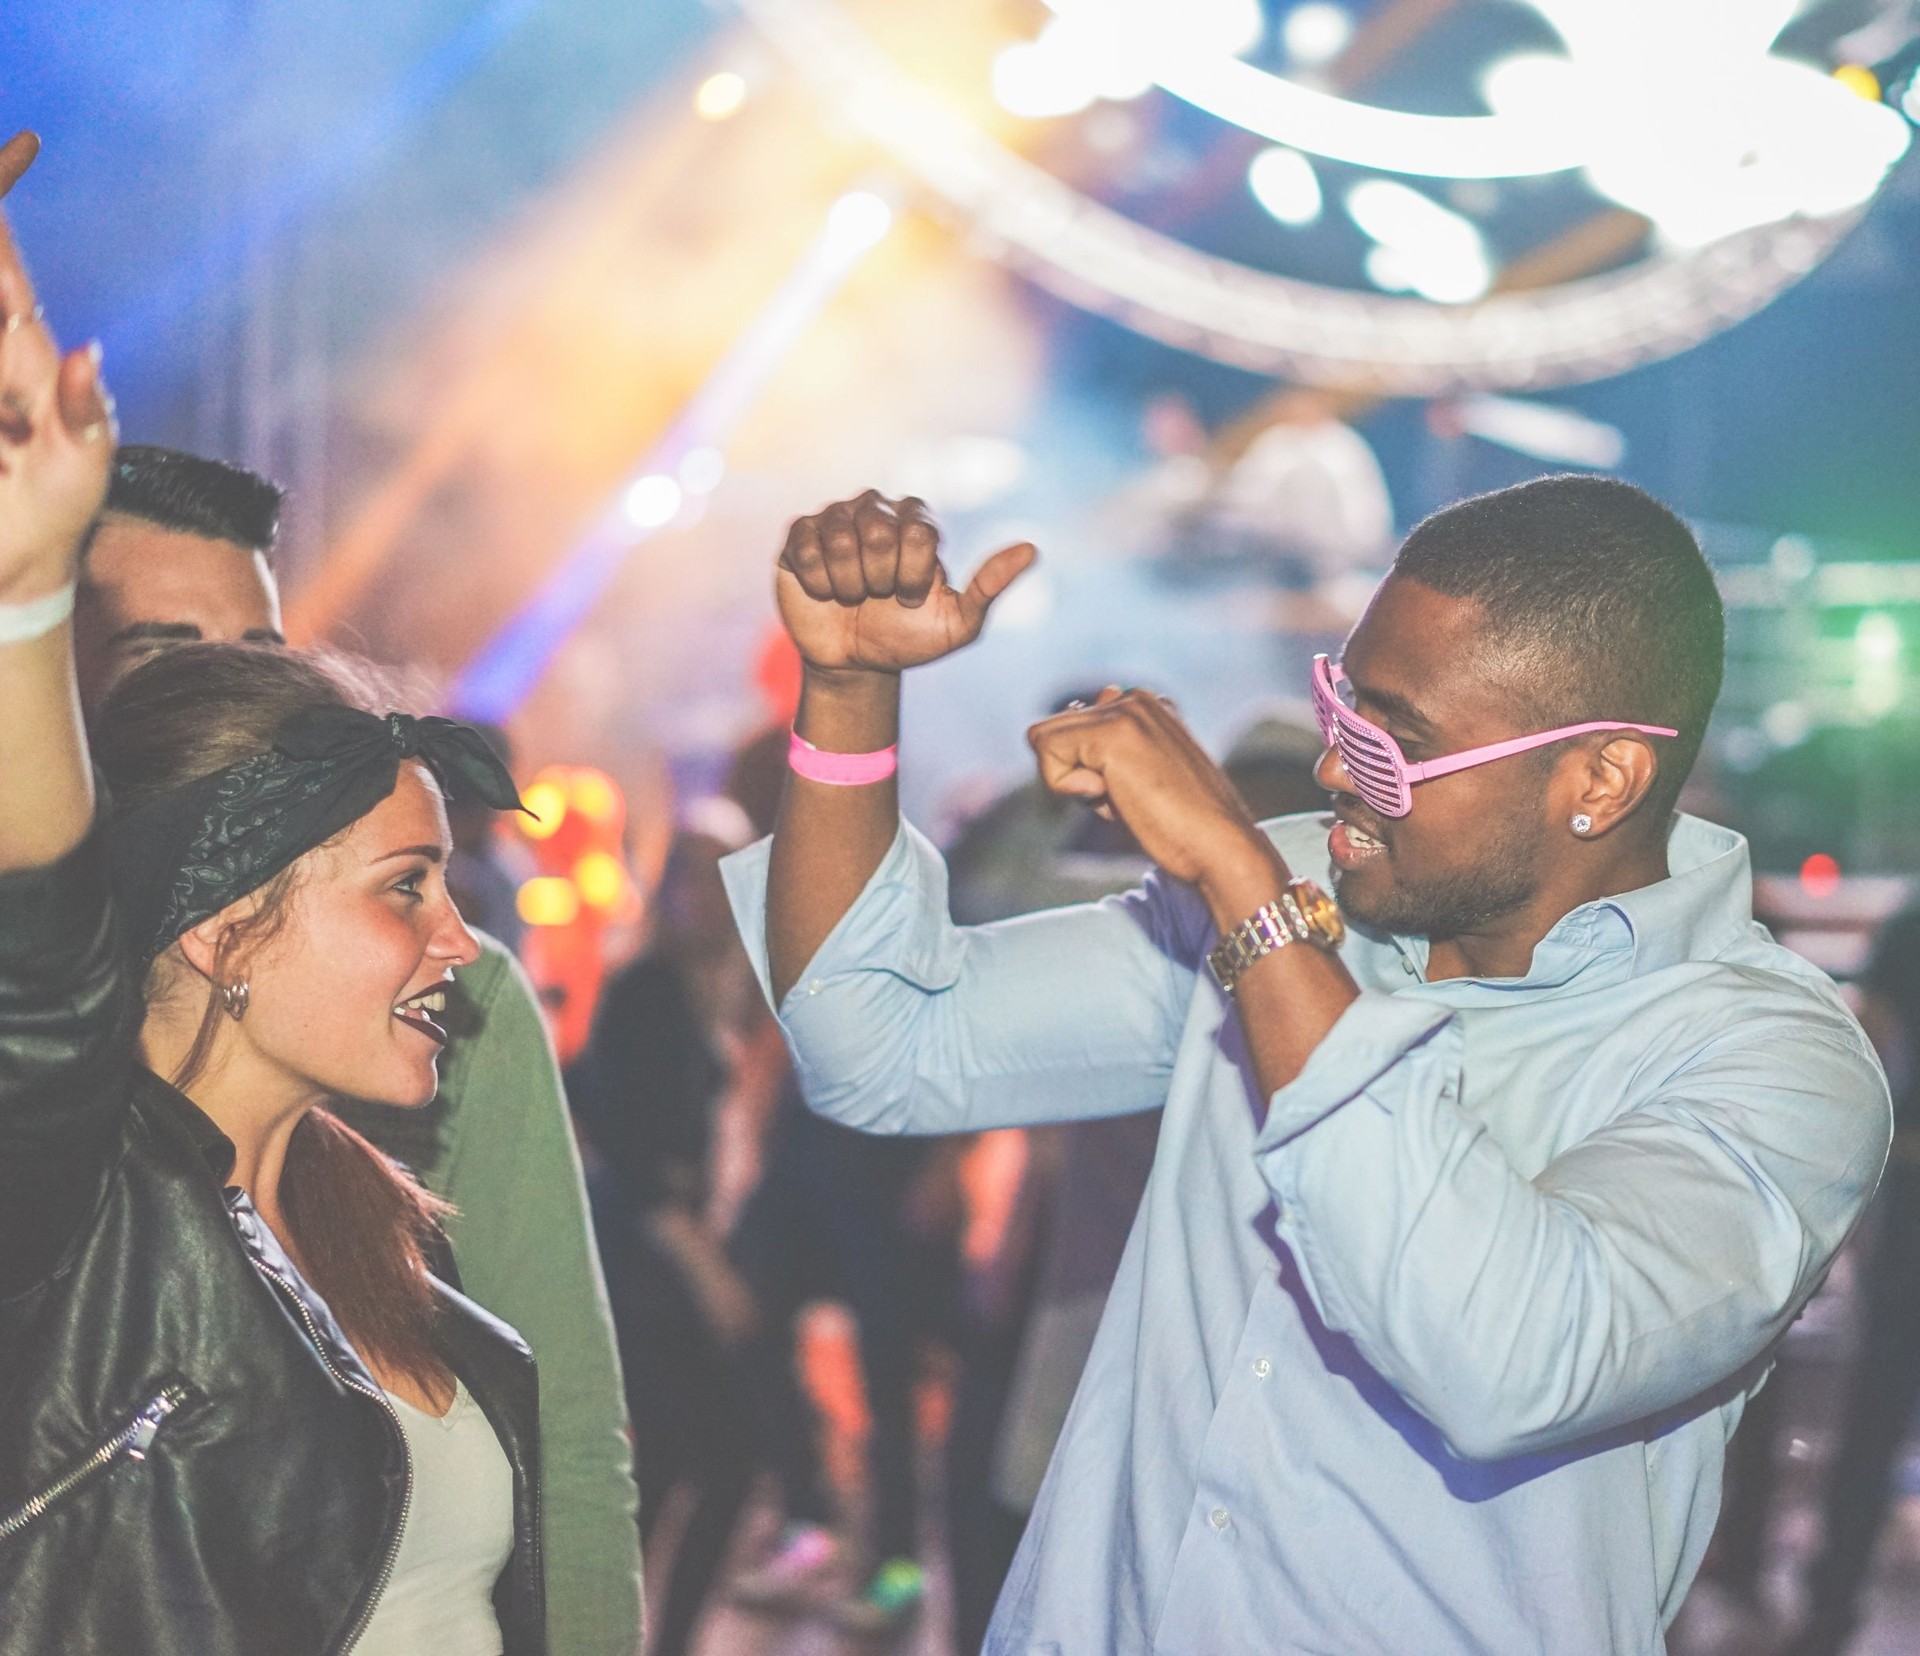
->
[436, 935, 643, 1656]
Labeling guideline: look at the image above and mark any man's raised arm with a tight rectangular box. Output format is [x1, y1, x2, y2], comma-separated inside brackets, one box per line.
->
[765, 490, 1032, 1003]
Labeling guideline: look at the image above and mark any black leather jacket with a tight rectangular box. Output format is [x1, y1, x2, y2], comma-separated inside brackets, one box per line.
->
[0, 821, 547, 1656]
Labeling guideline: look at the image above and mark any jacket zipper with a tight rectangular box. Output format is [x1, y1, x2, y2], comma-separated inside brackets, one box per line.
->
[251, 1259, 412, 1656]
[0, 1386, 189, 1543]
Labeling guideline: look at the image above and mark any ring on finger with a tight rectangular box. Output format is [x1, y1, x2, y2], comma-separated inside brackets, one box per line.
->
[3, 303, 45, 336]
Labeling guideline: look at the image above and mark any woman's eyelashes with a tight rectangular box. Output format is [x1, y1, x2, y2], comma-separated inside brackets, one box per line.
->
[391, 867, 428, 904]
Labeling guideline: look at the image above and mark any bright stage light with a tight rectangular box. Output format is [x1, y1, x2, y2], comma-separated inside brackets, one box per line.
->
[1854, 611, 1905, 717]
[1580, 53, 1910, 247]
[624, 474, 683, 529]
[991, 12, 1164, 119]
[517, 876, 580, 928]
[1348, 180, 1492, 304]
[520, 780, 567, 838]
[452, 171, 903, 722]
[1447, 394, 1626, 467]
[1478, 44, 1910, 246]
[992, 39, 1096, 119]
[1857, 611, 1903, 665]
[824, 189, 895, 254]
[994, 0, 1258, 121]
[1248, 146, 1323, 226]
[738, 0, 1891, 393]
[678, 445, 726, 494]
[1038, 0, 1587, 177]
[1281, 3, 1352, 70]
[1762, 700, 1810, 749]
[1770, 536, 1816, 584]
[695, 70, 749, 120]
[1022, 0, 1910, 199]
[1799, 853, 1842, 900]
[573, 850, 628, 910]
[1478, 54, 1579, 121]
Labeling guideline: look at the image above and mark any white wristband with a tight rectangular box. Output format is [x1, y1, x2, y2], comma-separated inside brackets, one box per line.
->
[0, 583, 77, 645]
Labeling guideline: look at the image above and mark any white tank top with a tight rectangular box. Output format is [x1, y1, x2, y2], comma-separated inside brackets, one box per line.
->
[353, 1381, 515, 1656]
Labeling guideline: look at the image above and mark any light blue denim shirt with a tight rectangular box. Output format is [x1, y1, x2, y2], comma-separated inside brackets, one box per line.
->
[722, 812, 1890, 1655]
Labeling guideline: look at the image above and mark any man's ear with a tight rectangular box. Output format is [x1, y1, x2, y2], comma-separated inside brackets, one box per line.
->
[1568, 733, 1660, 837]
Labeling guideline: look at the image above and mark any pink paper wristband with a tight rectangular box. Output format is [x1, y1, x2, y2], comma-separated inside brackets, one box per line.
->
[789, 729, 898, 787]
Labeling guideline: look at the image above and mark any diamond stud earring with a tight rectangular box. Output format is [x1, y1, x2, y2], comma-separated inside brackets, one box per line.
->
[220, 979, 250, 1021]
[1570, 813, 1593, 835]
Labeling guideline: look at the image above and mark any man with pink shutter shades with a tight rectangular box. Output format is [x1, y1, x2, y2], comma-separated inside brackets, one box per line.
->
[722, 475, 1890, 1653]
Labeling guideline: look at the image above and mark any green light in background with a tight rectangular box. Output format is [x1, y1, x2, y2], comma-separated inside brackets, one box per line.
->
[1854, 609, 1905, 716]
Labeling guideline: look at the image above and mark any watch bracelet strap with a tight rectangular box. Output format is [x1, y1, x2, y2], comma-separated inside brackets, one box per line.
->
[1208, 892, 1311, 993]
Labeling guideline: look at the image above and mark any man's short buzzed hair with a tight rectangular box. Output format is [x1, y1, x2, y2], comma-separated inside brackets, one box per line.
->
[1392, 474, 1723, 818]
[103, 445, 282, 560]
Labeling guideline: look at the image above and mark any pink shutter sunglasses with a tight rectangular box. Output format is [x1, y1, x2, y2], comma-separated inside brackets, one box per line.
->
[1310, 654, 1678, 819]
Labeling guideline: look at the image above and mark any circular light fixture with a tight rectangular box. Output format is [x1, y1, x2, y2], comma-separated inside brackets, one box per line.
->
[1282, 4, 1354, 71]
[736, 0, 1904, 393]
[624, 474, 683, 529]
[695, 70, 750, 121]
[824, 188, 895, 253]
[1247, 146, 1323, 227]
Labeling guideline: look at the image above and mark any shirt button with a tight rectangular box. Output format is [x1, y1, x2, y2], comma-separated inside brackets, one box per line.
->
[1209, 1507, 1230, 1531]
[1252, 1358, 1272, 1380]
[807, 979, 824, 995]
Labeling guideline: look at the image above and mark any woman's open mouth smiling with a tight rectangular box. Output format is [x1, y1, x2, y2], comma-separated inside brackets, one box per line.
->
[392, 987, 450, 1047]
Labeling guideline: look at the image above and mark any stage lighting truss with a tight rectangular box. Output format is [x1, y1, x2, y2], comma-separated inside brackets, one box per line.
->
[734, 0, 1909, 396]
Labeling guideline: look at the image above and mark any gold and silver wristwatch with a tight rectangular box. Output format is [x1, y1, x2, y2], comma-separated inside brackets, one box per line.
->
[1207, 879, 1345, 994]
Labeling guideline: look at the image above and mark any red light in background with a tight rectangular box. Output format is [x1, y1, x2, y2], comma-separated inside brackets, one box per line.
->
[754, 624, 804, 725]
[512, 764, 640, 1062]
[1800, 853, 1842, 900]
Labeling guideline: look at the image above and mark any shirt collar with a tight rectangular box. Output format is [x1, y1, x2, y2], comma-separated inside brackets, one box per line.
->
[1389, 814, 1754, 997]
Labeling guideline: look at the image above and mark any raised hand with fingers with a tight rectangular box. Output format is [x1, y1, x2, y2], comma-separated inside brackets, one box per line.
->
[0, 169, 116, 871]
[0, 131, 40, 202]
[0, 193, 115, 608]
[776, 490, 1035, 676]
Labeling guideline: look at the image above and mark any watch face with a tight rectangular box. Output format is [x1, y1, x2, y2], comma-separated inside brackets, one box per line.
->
[1291, 881, 1346, 948]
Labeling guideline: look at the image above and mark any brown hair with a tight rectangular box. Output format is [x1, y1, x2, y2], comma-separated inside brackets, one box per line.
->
[94, 643, 453, 1396]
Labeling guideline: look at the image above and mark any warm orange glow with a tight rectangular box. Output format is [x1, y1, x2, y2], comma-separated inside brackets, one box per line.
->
[517, 875, 582, 927]
[574, 849, 628, 910]
[520, 780, 568, 838]
[569, 770, 621, 824]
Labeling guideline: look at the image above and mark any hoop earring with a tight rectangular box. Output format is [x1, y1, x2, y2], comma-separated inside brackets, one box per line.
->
[220, 979, 250, 1021]
[1570, 813, 1593, 836]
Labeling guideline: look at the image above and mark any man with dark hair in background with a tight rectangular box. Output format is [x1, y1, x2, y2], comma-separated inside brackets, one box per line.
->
[74, 444, 644, 1656]
[74, 445, 287, 701]
[725, 477, 1889, 1652]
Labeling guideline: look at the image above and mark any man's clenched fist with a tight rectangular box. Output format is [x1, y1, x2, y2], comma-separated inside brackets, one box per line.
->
[776, 490, 1034, 676]
[1027, 688, 1288, 918]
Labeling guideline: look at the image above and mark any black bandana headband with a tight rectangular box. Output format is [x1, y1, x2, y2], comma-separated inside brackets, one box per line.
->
[109, 705, 526, 964]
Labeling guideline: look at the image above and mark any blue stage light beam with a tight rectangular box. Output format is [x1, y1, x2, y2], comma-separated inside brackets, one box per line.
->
[448, 188, 896, 725]
[99, 0, 545, 378]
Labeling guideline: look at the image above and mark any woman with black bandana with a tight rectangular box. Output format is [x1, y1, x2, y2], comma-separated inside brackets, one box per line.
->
[0, 188, 544, 1653]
